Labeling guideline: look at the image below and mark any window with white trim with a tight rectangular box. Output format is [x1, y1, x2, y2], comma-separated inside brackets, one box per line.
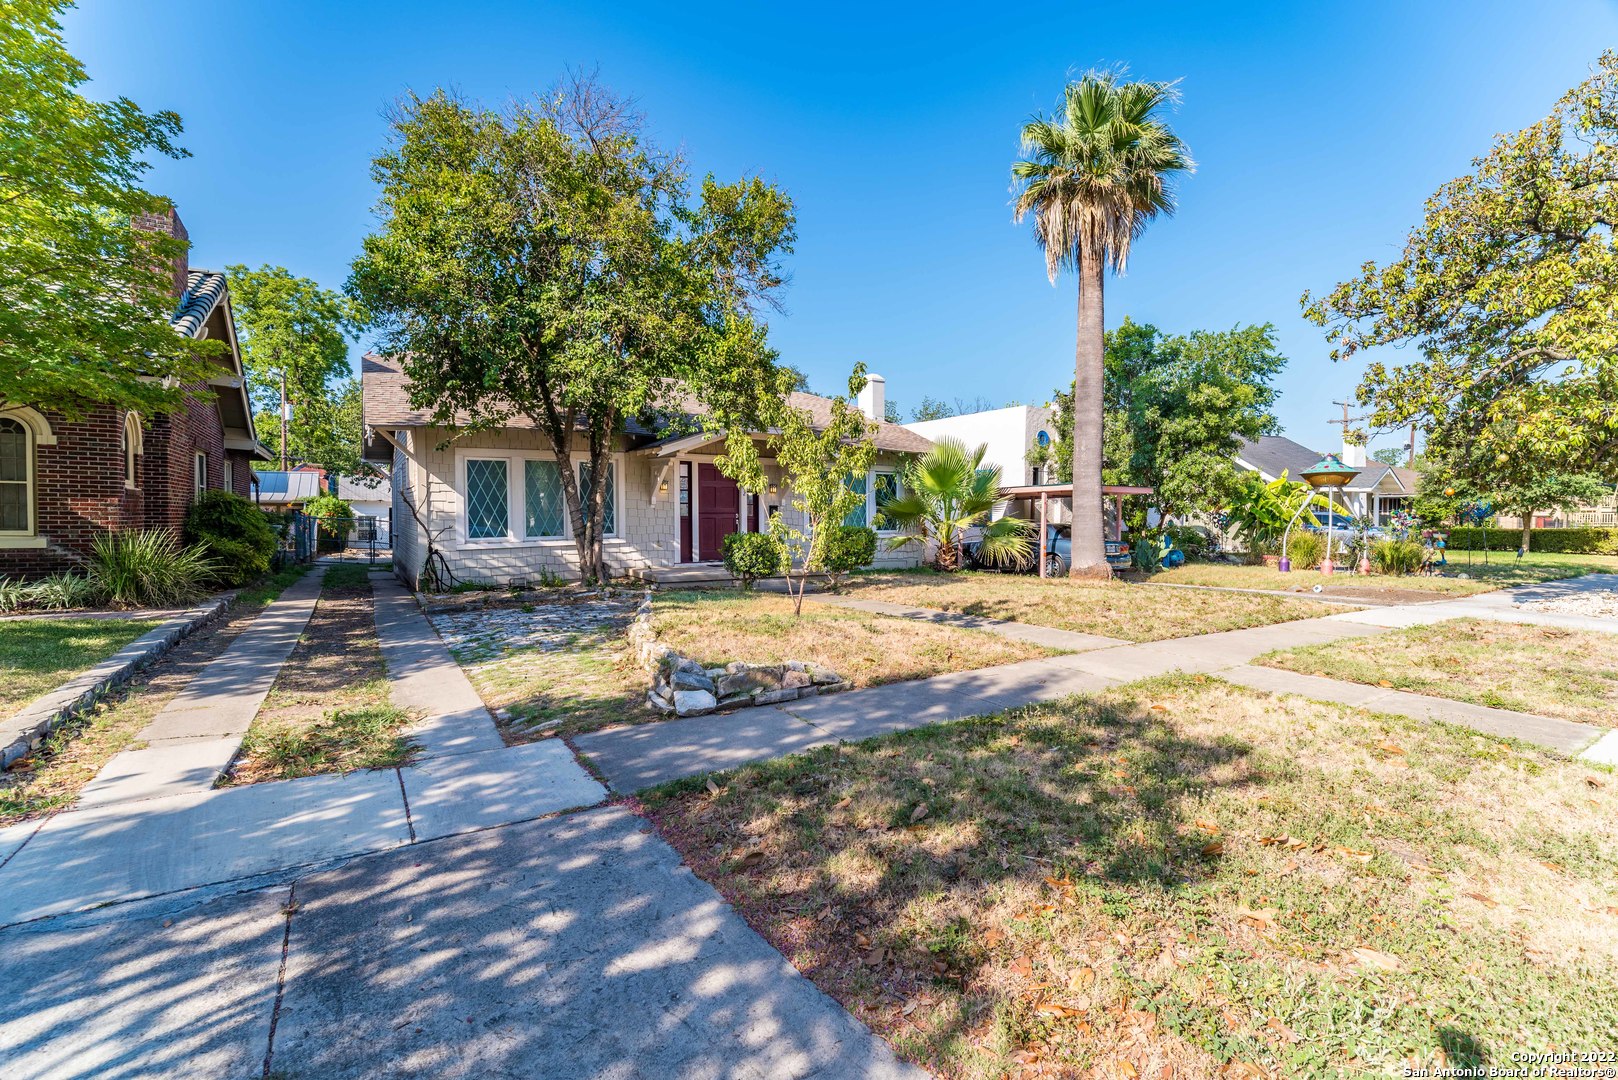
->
[872, 469, 902, 532]
[465, 458, 510, 539]
[524, 459, 564, 538]
[223, 458, 233, 492]
[122, 413, 141, 490]
[193, 452, 207, 495]
[578, 460, 617, 535]
[843, 473, 867, 528]
[0, 417, 32, 534]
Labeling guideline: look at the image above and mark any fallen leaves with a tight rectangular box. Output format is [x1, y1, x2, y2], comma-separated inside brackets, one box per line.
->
[1009, 955, 1034, 978]
[909, 802, 929, 823]
[1346, 946, 1403, 972]
[1259, 834, 1307, 851]
[705, 778, 723, 796]
[1462, 891, 1500, 909]
[735, 850, 766, 870]
[1237, 906, 1279, 930]
[1035, 1002, 1085, 1017]
[1375, 740, 1406, 755]
[1200, 839, 1226, 857]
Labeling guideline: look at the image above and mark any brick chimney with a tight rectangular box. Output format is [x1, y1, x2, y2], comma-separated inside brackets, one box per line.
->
[132, 205, 190, 299]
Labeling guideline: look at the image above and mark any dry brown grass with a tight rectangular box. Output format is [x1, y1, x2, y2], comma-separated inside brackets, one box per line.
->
[839, 570, 1332, 642]
[1152, 551, 1618, 598]
[652, 589, 1054, 687]
[1258, 617, 1618, 727]
[227, 567, 415, 784]
[642, 678, 1618, 1077]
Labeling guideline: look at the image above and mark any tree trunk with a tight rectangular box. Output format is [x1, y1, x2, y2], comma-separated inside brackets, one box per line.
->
[1521, 515, 1533, 554]
[1069, 248, 1109, 579]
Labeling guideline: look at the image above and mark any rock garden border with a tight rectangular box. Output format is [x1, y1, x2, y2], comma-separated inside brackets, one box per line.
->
[628, 591, 848, 717]
[0, 593, 234, 769]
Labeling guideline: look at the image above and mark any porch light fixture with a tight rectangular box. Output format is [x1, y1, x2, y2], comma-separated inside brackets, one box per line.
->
[659, 479, 669, 493]
[768, 483, 778, 495]
[1280, 454, 1361, 574]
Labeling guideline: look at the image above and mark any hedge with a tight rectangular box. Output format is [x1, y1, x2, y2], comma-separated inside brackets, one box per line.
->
[1442, 526, 1618, 555]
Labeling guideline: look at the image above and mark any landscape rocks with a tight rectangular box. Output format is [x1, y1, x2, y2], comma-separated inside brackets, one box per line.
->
[1516, 590, 1618, 619]
[430, 598, 634, 664]
[629, 590, 849, 716]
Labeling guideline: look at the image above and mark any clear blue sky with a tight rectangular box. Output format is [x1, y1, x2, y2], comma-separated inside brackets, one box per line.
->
[63, 0, 1618, 456]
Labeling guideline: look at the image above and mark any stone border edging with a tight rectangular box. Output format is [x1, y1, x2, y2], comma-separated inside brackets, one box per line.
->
[627, 590, 849, 717]
[0, 594, 234, 770]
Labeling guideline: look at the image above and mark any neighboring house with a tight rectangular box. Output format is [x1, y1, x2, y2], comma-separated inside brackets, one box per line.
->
[1233, 435, 1418, 525]
[334, 473, 391, 545]
[0, 208, 270, 577]
[251, 469, 325, 511]
[361, 357, 933, 586]
[905, 402, 1058, 522]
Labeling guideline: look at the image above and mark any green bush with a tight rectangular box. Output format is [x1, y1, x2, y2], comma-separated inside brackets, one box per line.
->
[87, 530, 218, 608]
[1285, 531, 1327, 569]
[1164, 526, 1210, 558]
[0, 577, 28, 613]
[722, 532, 784, 589]
[303, 492, 354, 553]
[1444, 526, 1618, 555]
[184, 490, 278, 585]
[822, 524, 877, 578]
[1372, 538, 1426, 576]
[28, 572, 104, 610]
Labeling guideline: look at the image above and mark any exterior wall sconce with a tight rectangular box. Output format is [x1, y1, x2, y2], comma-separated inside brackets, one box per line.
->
[768, 483, 778, 495]
[659, 479, 669, 493]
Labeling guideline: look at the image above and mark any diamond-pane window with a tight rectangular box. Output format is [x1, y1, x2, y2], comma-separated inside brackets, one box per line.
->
[525, 459, 564, 537]
[579, 461, 616, 535]
[843, 473, 868, 528]
[872, 471, 900, 531]
[465, 458, 509, 539]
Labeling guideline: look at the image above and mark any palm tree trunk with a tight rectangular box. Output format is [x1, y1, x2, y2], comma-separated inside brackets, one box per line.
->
[1069, 247, 1109, 578]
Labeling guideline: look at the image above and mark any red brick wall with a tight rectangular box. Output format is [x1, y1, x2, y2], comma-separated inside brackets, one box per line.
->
[0, 393, 241, 579]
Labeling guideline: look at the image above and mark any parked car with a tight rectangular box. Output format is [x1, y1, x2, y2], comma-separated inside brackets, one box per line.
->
[986, 524, 1130, 576]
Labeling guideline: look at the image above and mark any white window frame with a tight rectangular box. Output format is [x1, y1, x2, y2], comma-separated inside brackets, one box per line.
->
[122, 412, 142, 490]
[453, 449, 623, 547]
[223, 457, 233, 493]
[0, 416, 35, 537]
[193, 451, 207, 495]
[870, 467, 903, 535]
[522, 458, 566, 540]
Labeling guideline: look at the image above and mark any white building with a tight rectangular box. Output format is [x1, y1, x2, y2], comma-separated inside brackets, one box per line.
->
[906, 403, 1058, 488]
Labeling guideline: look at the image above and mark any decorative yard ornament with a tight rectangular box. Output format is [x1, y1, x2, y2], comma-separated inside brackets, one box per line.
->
[1280, 454, 1361, 573]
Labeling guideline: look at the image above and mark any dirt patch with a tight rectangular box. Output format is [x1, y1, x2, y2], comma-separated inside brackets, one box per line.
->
[227, 571, 415, 784]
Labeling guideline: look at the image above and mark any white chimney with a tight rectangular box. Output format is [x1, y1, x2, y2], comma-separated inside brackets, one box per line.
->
[857, 373, 886, 422]
[1342, 437, 1366, 468]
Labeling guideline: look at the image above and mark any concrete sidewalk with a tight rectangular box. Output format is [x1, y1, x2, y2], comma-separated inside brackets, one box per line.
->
[73, 572, 325, 809]
[0, 807, 922, 1080]
[372, 577, 505, 758]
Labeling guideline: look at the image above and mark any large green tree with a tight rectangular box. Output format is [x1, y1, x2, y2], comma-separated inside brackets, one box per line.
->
[1304, 51, 1618, 472]
[349, 80, 796, 582]
[0, 0, 219, 416]
[227, 264, 366, 474]
[1013, 71, 1192, 577]
[1050, 319, 1284, 528]
[1415, 433, 1609, 551]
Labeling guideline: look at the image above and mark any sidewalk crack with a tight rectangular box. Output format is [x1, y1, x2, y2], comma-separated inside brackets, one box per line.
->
[261, 881, 298, 1079]
[397, 767, 417, 842]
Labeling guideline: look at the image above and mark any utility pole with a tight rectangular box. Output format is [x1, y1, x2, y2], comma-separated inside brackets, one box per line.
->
[1326, 400, 1370, 451]
[279, 367, 289, 472]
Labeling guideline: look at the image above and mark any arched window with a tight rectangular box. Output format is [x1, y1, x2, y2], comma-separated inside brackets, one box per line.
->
[0, 417, 33, 535]
[122, 412, 143, 490]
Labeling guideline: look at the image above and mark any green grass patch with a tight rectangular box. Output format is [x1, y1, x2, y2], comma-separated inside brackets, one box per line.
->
[322, 563, 370, 589]
[233, 704, 416, 782]
[237, 563, 311, 607]
[0, 618, 160, 719]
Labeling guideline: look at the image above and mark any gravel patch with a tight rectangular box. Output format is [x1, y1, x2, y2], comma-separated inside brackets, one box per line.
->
[1516, 591, 1618, 619]
[428, 599, 635, 663]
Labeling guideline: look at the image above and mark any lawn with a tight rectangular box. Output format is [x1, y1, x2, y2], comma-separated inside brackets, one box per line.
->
[0, 568, 311, 824]
[1257, 618, 1618, 727]
[0, 617, 161, 720]
[838, 570, 1332, 642]
[641, 678, 1618, 1077]
[227, 563, 416, 784]
[1150, 551, 1618, 600]
[652, 589, 1055, 686]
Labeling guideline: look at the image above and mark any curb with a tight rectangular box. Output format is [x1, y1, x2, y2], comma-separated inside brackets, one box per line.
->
[0, 593, 236, 770]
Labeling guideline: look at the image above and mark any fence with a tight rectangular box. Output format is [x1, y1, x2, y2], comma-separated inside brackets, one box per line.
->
[275, 512, 392, 568]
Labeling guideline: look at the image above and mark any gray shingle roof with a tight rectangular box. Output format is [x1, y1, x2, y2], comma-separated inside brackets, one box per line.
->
[170, 270, 227, 338]
[1234, 436, 1322, 481]
[361, 353, 932, 454]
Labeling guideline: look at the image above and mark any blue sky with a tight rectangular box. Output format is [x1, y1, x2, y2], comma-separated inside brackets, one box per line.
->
[64, 0, 1618, 456]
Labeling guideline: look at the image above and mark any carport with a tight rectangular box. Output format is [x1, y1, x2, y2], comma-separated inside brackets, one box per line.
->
[998, 483, 1155, 577]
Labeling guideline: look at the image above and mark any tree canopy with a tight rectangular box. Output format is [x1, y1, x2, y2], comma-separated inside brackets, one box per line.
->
[227, 264, 366, 475]
[1413, 431, 1609, 549]
[1051, 318, 1284, 527]
[0, 0, 219, 416]
[348, 79, 797, 581]
[1304, 51, 1618, 472]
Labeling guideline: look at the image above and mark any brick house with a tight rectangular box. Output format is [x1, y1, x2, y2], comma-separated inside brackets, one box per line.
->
[361, 354, 932, 587]
[0, 210, 271, 577]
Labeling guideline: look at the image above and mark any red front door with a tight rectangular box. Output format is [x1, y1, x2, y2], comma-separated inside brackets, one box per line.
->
[697, 463, 740, 562]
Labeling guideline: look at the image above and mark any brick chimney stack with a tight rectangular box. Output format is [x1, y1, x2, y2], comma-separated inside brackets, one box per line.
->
[132, 205, 190, 299]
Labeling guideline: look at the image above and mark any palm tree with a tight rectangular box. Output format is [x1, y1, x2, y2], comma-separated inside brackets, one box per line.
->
[882, 437, 1032, 571]
[1012, 70, 1191, 578]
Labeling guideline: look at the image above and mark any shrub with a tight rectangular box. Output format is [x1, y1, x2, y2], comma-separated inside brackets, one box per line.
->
[0, 577, 28, 613]
[1372, 538, 1426, 576]
[303, 493, 354, 553]
[87, 530, 218, 608]
[184, 490, 278, 585]
[722, 532, 784, 590]
[1444, 526, 1618, 555]
[27, 572, 104, 610]
[1164, 526, 1209, 558]
[1285, 531, 1327, 569]
[822, 524, 877, 584]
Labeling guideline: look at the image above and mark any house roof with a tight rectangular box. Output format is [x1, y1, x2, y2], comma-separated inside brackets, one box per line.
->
[360, 353, 932, 454]
[252, 470, 323, 503]
[172, 270, 274, 461]
[1234, 435, 1322, 481]
[1343, 463, 1420, 493]
[171, 270, 229, 338]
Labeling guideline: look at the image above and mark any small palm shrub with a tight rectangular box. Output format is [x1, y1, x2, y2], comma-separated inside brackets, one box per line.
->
[87, 530, 218, 607]
[822, 524, 876, 587]
[722, 532, 784, 590]
[1372, 538, 1426, 576]
[27, 572, 104, 610]
[184, 490, 278, 585]
[1285, 531, 1327, 569]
